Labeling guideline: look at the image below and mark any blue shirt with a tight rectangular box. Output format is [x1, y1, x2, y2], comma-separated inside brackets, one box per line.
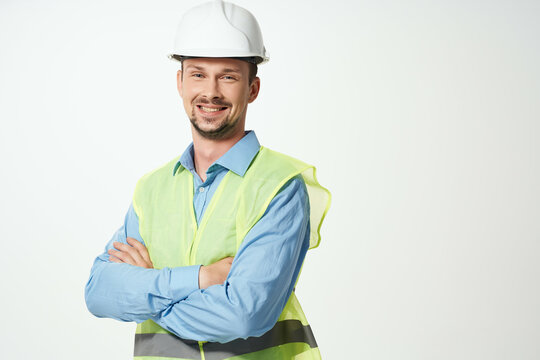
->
[85, 131, 310, 343]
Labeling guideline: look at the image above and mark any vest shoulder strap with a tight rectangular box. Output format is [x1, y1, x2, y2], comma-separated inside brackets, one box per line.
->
[239, 147, 331, 249]
[132, 155, 181, 221]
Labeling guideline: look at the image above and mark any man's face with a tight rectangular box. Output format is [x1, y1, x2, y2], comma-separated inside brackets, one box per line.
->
[177, 57, 260, 140]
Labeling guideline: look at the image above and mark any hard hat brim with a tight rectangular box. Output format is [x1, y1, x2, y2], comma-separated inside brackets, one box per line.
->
[168, 54, 267, 65]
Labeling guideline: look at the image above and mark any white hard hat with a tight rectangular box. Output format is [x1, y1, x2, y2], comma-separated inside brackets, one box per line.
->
[169, 0, 269, 65]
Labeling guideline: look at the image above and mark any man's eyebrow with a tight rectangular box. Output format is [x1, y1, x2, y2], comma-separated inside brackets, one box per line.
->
[184, 65, 205, 71]
[222, 68, 241, 73]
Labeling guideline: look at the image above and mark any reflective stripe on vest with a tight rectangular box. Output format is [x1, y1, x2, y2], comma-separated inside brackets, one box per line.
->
[134, 319, 317, 359]
[132, 146, 331, 359]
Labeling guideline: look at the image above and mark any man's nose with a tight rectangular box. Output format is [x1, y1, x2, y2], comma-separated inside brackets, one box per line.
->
[202, 78, 222, 99]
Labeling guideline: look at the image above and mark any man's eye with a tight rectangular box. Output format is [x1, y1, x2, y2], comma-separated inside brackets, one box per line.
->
[223, 75, 236, 80]
[192, 73, 204, 78]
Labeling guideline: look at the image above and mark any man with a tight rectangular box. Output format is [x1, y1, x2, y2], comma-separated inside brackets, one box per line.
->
[84, 1, 331, 359]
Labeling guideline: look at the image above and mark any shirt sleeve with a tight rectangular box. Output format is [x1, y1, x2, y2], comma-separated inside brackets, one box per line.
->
[150, 175, 310, 343]
[84, 203, 201, 323]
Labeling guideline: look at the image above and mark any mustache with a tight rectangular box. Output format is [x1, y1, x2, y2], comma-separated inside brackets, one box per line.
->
[194, 98, 232, 107]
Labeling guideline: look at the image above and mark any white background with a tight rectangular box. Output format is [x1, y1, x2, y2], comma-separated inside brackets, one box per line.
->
[1, 0, 539, 359]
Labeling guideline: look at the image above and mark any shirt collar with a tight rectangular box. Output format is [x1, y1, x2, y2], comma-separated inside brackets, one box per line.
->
[173, 130, 261, 177]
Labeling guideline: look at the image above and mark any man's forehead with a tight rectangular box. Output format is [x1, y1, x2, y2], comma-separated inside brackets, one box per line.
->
[183, 58, 247, 73]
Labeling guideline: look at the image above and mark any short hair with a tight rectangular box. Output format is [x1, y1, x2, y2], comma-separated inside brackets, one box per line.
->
[175, 56, 259, 84]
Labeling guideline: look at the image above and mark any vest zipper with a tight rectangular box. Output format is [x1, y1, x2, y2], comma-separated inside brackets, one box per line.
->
[198, 340, 205, 360]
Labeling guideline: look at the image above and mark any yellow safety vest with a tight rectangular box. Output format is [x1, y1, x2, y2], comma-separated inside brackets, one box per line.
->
[132, 146, 331, 360]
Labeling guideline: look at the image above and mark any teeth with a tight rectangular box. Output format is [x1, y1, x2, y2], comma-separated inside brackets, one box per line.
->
[200, 106, 223, 112]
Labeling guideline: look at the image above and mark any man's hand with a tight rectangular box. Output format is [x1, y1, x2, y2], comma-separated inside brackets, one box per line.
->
[199, 257, 234, 289]
[108, 237, 154, 269]
[108, 238, 232, 288]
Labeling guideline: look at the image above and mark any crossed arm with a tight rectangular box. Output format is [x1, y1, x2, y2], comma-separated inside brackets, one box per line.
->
[109, 237, 233, 290]
[85, 176, 310, 343]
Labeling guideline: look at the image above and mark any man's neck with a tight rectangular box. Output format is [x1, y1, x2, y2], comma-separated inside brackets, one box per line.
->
[192, 128, 246, 182]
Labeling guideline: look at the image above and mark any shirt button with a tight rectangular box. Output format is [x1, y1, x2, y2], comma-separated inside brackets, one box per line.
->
[199, 187, 205, 193]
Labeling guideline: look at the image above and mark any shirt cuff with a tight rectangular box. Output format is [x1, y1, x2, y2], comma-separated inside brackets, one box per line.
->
[169, 265, 201, 301]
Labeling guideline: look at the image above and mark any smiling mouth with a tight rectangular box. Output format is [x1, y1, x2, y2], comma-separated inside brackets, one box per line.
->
[197, 105, 228, 113]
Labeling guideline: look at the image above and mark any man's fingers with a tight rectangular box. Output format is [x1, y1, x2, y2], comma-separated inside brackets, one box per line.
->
[126, 237, 152, 264]
[108, 248, 130, 262]
[108, 240, 153, 269]
[108, 248, 136, 265]
[113, 241, 147, 266]
[109, 254, 123, 263]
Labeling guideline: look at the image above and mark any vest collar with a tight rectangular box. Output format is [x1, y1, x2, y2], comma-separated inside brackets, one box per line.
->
[173, 130, 261, 177]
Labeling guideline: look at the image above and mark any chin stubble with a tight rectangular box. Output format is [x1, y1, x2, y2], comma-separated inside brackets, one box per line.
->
[189, 108, 240, 140]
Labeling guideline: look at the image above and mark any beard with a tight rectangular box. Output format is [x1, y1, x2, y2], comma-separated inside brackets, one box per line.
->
[189, 98, 239, 140]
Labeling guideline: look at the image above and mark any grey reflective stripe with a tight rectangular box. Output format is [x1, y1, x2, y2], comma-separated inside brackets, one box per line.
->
[134, 320, 317, 359]
[204, 320, 317, 360]
[134, 333, 200, 359]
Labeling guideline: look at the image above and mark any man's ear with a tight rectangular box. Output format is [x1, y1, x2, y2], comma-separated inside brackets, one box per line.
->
[176, 70, 183, 97]
[248, 76, 261, 103]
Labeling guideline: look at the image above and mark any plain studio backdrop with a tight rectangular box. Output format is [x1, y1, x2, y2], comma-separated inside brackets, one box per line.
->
[1, 0, 539, 359]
